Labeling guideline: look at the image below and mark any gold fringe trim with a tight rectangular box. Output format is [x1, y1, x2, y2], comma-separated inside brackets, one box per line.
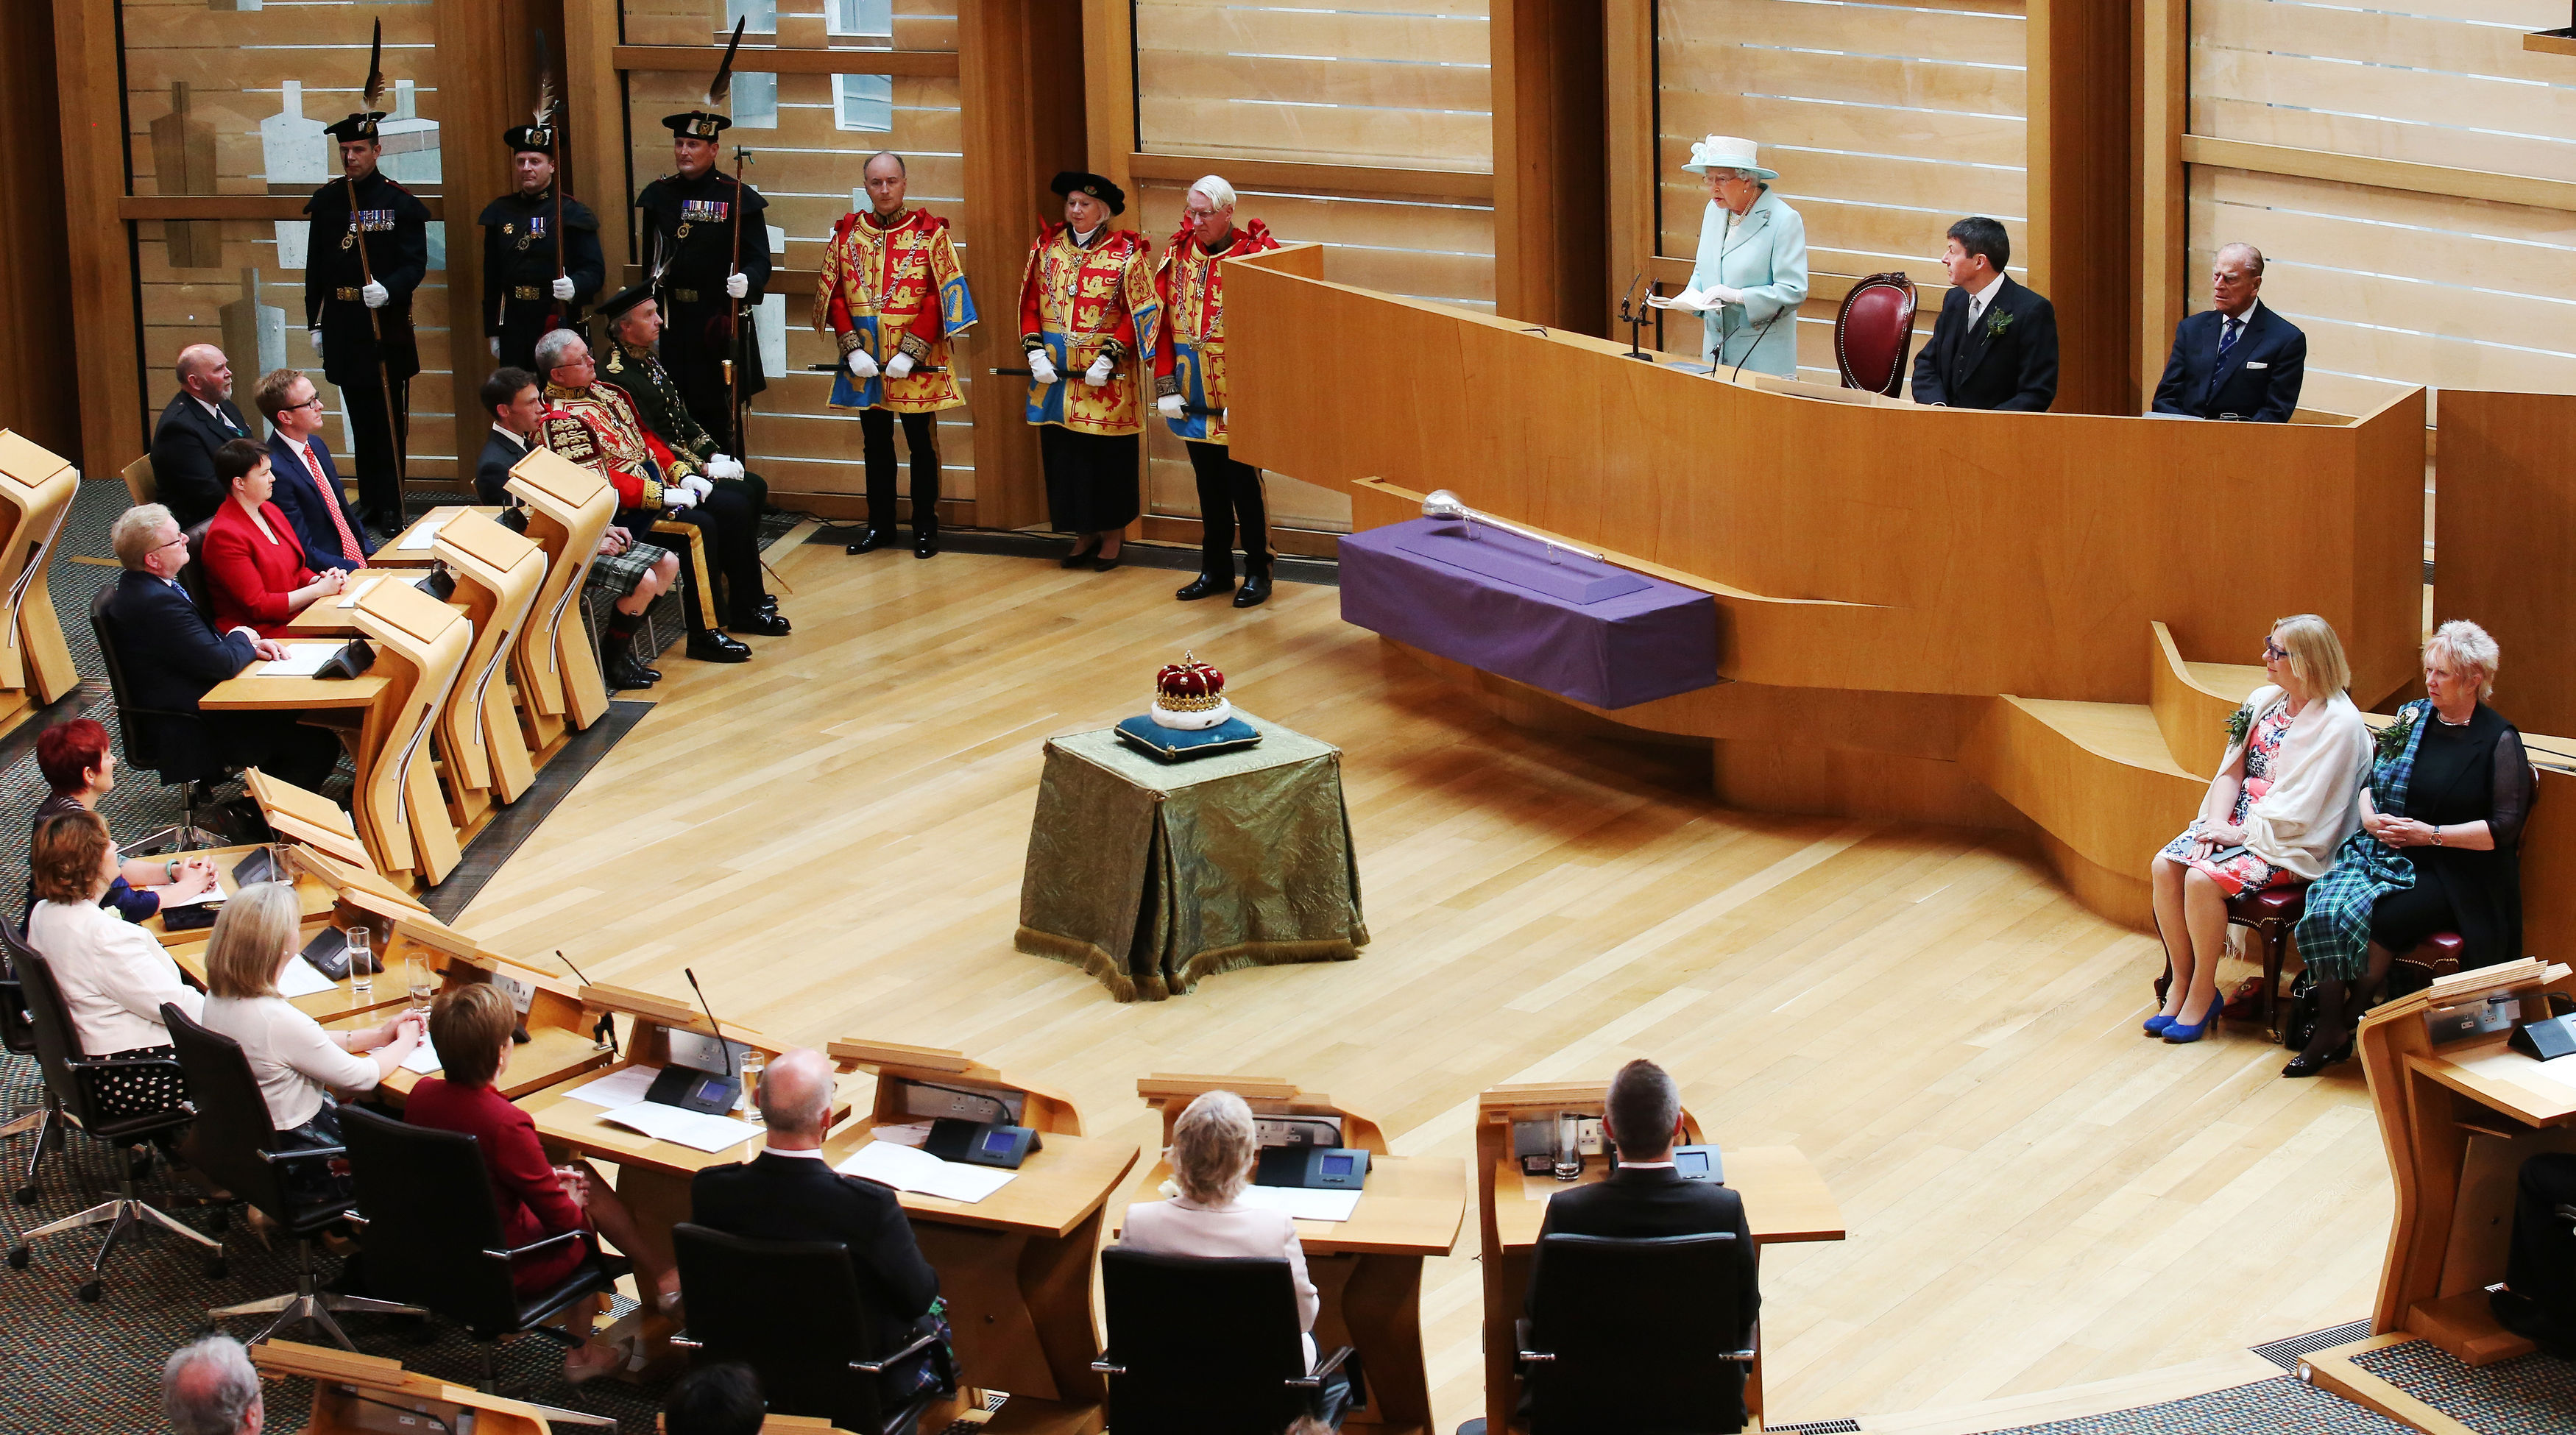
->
[1016, 926, 1367, 1002]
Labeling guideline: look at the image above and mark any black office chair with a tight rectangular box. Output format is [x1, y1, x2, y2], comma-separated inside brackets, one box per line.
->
[670, 1222, 956, 1435]
[1, 948, 222, 1302]
[1094, 1247, 1360, 1435]
[1516, 1232, 1758, 1434]
[161, 1003, 425, 1347]
[0, 916, 57, 1145]
[87, 585, 227, 851]
[336, 1104, 628, 1406]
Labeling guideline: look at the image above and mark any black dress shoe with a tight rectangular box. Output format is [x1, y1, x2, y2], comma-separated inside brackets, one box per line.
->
[914, 531, 938, 559]
[758, 595, 779, 617]
[687, 631, 753, 663]
[1060, 542, 1101, 569]
[846, 527, 894, 556]
[604, 656, 655, 691]
[2282, 1037, 2354, 1078]
[1233, 571, 1273, 608]
[1091, 553, 1122, 573]
[729, 612, 792, 637]
[641, 666, 663, 684]
[1175, 573, 1234, 601]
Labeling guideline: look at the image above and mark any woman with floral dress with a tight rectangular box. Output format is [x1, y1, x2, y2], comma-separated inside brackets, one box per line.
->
[2145, 614, 2371, 1044]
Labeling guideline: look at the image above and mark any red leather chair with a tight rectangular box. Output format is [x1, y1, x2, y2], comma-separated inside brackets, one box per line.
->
[1834, 272, 1917, 396]
[2152, 885, 2308, 1035]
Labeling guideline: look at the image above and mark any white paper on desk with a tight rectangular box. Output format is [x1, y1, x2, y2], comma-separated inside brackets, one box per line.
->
[397, 518, 446, 551]
[336, 576, 384, 609]
[1238, 1184, 1362, 1223]
[159, 885, 226, 910]
[562, 1065, 662, 1108]
[400, 1041, 444, 1075]
[275, 958, 337, 999]
[2461, 1049, 2576, 1094]
[598, 1101, 761, 1154]
[258, 644, 341, 677]
[836, 1140, 1015, 1203]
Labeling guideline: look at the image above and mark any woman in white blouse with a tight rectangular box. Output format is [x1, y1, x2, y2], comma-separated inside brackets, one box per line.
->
[2145, 614, 2370, 1044]
[199, 883, 420, 1206]
[25, 809, 201, 1119]
[1119, 1090, 1329, 1384]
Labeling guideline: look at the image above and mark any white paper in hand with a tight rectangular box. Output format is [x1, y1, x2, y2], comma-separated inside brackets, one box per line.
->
[275, 957, 337, 999]
[398, 518, 447, 552]
[1236, 1184, 1362, 1222]
[400, 1041, 444, 1075]
[835, 1141, 1016, 1203]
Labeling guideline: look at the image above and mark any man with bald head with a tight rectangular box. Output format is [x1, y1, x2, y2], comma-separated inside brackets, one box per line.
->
[152, 345, 255, 528]
[162, 1333, 262, 1434]
[691, 1048, 946, 1414]
[2152, 241, 2305, 422]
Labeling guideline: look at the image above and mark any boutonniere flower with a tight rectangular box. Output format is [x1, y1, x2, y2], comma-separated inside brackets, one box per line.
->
[2374, 706, 2418, 762]
[2223, 704, 2251, 748]
[1986, 309, 2015, 340]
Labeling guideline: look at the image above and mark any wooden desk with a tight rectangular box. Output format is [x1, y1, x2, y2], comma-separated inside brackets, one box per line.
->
[251, 1339, 570, 1434]
[134, 843, 335, 949]
[1474, 1082, 1845, 1434]
[2360, 958, 2576, 1371]
[819, 1038, 1134, 1434]
[1130, 1074, 1455, 1434]
[372, 506, 498, 567]
[0, 429, 81, 729]
[324, 921, 612, 1103]
[280, 575, 470, 636]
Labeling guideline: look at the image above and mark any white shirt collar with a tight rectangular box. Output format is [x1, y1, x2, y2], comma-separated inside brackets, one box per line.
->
[1962, 269, 2005, 308]
[2221, 298, 2260, 327]
[1072, 224, 1103, 247]
[1618, 1159, 1676, 1171]
[763, 1144, 827, 1161]
[492, 423, 530, 450]
[195, 395, 232, 425]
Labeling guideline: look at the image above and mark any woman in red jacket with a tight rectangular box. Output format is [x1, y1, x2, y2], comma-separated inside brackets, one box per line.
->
[407, 984, 681, 1383]
[200, 438, 346, 637]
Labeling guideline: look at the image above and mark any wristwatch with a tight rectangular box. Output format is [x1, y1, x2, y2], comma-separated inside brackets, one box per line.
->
[2432, 826, 2446, 847]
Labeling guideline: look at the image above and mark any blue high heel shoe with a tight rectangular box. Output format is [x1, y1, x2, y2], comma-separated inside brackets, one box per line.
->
[2162, 999, 2223, 1044]
[2143, 1013, 2175, 1036]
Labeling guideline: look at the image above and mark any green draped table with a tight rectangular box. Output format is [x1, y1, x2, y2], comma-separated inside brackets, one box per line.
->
[1015, 712, 1369, 1002]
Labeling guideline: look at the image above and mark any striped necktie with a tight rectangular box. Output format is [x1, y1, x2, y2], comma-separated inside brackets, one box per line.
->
[297, 442, 366, 567]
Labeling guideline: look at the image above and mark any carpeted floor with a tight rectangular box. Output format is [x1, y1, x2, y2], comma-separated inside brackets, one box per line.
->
[1978, 1376, 2414, 1434]
[2350, 1338, 2576, 1435]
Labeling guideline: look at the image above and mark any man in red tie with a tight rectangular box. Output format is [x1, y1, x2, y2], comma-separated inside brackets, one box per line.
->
[252, 369, 378, 570]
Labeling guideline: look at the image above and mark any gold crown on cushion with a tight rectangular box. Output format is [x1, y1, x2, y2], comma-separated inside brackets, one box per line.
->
[1155, 653, 1226, 712]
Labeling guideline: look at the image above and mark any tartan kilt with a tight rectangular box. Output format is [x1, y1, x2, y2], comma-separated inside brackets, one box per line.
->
[587, 541, 661, 601]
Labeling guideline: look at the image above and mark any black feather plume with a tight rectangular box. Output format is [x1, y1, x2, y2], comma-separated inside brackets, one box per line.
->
[706, 17, 746, 108]
[362, 18, 386, 114]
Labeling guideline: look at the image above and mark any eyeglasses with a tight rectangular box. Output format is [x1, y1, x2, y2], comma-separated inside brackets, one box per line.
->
[2262, 640, 2287, 661]
[286, 397, 326, 411]
[155, 534, 190, 553]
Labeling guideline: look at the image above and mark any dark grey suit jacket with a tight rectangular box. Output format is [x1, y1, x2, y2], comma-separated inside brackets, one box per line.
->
[151, 392, 255, 529]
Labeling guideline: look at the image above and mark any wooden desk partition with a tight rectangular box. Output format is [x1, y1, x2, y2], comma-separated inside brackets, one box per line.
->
[828, 1038, 1086, 1136]
[347, 578, 473, 885]
[0, 430, 79, 728]
[432, 509, 548, 816]
[1126, 1074, 1463, 1435]
[506, 448, 615, 749]
[2357, 958, 2576, 1378]
[1473, 1081, 1844, 1434]
[250, 1339, 576, 1434]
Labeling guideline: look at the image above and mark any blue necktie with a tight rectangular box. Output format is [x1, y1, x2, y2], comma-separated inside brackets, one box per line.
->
[2209, 317, 2241, 397]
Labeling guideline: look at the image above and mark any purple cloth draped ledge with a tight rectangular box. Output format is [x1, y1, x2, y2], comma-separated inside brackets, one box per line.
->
[1338, 517, 1721, 709]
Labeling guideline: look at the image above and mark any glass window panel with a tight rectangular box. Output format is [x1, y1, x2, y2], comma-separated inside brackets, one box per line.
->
[830, 0, 896, 41]
[726, 0, 780, 35]
[838, 74, 896, 132]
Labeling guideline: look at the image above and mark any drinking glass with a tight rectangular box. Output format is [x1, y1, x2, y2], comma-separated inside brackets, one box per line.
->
[738, 1049, 765, 1119]
[406, 958, 434, 1015]
[1552, 1111, 1584, 1181]
[347, 928, 373, 996]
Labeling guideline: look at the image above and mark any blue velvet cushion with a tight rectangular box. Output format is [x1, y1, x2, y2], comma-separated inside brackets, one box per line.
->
[1113, 714, 1263, 762]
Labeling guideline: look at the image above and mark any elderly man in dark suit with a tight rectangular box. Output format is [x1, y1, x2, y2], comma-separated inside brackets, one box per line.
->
[252, 369, 376, 568]
[2151, 243, 2307, 422]
[1911, 217, 2058, 412]
[691, 1049, 946, 1425]
[151, 345, 257, 529]
[100, 503, 343, 794]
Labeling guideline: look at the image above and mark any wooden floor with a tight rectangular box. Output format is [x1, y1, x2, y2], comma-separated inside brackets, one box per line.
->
[459, 537, 2392, 1433]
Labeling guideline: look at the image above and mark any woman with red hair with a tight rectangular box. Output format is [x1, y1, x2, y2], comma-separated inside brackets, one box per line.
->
[31, 718, 218, 921]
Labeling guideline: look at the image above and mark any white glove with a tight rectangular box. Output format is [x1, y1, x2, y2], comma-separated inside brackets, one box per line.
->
[551, 274, 577, 302]
[885, 352, 914, 380]
[684, 475, 714, 503]
[1649, 286, 1713, 315]
[1084, 355, 1114, 387]
[1157, 394, 1185, 419]
[361, 280, 389, 308]
[724, 271, 750, 300]
[706, 454, 743, 482]
[309, 328, 325, 359]
[845, 348, 880, 380]
[487, 337, 501, 360]
[1026, 351, 1059, 385]
[1703, 283, 1744, 308]
[663, 495, 691, 515]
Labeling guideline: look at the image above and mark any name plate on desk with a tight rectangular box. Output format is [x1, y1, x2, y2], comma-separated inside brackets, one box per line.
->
[1393, 526, 1649, 605]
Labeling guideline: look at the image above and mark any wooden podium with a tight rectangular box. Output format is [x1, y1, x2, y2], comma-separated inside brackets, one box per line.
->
[0, 429, 80, 734]
[431, 509, 549, 820]
[346, 578, 473, 885]
[506, 447, 616, 753]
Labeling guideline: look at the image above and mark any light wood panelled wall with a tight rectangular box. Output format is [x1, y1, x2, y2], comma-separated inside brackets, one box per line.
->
[0, 2, 76, 464]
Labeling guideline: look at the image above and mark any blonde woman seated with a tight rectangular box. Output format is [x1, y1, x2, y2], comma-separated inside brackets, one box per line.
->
[1121, 1092, 1328, 1371]
[2146, 614, 2370, 1044]
[199, 884, 422, 1207]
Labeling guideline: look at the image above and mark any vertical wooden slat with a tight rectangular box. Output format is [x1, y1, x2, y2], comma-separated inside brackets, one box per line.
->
[2139, 0, 2184, 406]
[54, 0, 141, 476]
[1492, 0, 1607, 336]
[1603, 0, 1657, 341]
[2028, 0, 2134, 415]
[2432, 391, 2576, 737]
[563, 0, 629, 290]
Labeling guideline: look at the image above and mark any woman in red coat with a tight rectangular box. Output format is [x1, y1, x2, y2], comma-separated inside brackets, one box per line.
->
[200, 437, 346, 637]
[407, 984, 681, 1383]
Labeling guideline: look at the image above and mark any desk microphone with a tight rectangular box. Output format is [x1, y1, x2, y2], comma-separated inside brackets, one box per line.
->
[557, 949, 615, 1056]
[634, 967, 745, 1115]
[682, 966, 735, 1080]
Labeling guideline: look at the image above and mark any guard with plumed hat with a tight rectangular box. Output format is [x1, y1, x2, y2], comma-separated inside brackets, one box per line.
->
[637, 19, 770, 454]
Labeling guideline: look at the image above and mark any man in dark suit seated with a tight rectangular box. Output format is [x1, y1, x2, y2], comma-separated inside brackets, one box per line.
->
[1521, 1059, 1760, 1430]
[152, 344, 258, 529]
[253, 368, 378, 566]
[102, 503, 346, 796]
[1911, 216, 2058, 412]
[2151, 243, 2306, 422]
[690, 1049, 946, 1420]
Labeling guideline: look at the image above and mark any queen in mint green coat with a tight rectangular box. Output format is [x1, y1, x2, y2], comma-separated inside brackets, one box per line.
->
[1669, 135, 1808, 380]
